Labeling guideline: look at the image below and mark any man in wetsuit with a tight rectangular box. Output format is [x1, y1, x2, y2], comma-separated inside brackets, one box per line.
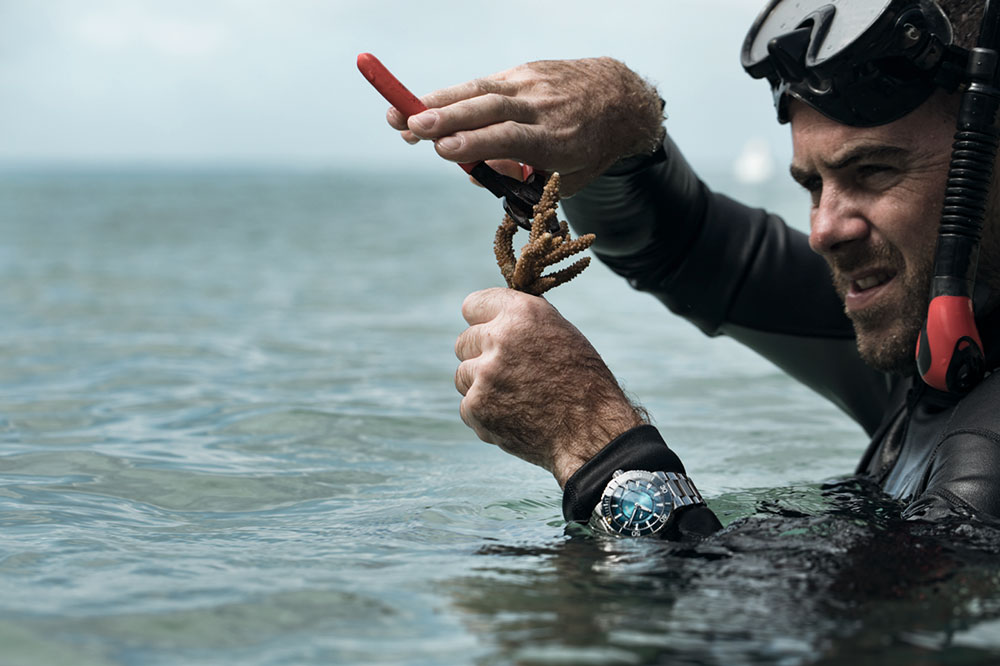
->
[389, 0, 1000, 537]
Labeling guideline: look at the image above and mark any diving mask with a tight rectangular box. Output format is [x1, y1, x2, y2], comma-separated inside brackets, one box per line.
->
[741, 0, 968, 127]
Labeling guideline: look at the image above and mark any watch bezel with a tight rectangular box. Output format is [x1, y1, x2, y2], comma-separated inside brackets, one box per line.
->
[594, 470, 675, 537]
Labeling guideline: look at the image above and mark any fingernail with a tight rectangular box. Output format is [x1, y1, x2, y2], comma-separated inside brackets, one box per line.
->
[437, 135, 462, 152]
[411, 110, 437, 131]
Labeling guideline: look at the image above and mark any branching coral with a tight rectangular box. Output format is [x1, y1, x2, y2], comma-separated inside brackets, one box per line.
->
[493, 172, 595, 296]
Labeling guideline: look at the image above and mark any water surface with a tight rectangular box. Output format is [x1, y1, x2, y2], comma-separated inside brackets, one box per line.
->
[2, 168, 999, 665]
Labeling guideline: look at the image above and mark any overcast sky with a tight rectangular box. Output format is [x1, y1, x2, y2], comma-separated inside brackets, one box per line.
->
[0, 0, 793, 176]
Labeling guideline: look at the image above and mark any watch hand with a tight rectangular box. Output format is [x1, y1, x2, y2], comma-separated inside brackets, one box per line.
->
[623, 501, 637, 528]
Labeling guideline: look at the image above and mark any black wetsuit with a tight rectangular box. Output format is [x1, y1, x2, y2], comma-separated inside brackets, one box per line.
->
[559, 138, 1000, 538]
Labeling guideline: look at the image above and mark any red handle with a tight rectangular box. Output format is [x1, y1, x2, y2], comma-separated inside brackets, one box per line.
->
[357, 52, 428, 118]
[357, 52, 476, 175]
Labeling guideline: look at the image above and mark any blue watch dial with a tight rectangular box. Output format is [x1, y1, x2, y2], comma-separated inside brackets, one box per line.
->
[602, 475, 671, 537]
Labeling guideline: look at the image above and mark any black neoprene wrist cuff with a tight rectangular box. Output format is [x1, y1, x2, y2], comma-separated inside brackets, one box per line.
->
[561, 424, 686, 522]
[604, 140, 668, 176]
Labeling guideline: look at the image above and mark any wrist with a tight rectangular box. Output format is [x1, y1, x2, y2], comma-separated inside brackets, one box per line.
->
[613, 69, 666, 160]
[552, 406, 647, 488]
[561, 425, 686, 523]
[620, 95, 666, 162]
[589, 58, 666, 178]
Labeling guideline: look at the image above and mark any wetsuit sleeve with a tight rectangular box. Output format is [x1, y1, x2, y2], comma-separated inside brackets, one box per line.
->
[561, 135, 890, 434]
[903, 374, 1000, 522]
[562, 425, 723, 540]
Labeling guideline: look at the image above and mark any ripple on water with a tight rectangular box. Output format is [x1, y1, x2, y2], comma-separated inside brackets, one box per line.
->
[0, 450, 388, 514]
[0, 621, 114, 666]
[0, 587, 451, 665]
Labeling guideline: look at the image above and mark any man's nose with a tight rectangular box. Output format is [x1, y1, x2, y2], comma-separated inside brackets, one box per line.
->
[808, 190, 869, 254]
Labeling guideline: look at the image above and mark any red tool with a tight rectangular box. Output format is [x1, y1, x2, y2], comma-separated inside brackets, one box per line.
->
[357, 52, 547, 229]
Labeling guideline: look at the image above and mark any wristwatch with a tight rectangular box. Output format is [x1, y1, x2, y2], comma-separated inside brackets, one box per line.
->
[589, 469, 705, 537]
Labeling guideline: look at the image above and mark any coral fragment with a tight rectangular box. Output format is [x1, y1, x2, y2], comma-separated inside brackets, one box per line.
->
[493, 172, 595, 296]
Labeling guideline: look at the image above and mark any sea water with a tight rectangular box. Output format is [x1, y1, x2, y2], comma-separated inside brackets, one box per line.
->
[2, 167, 1000, 665]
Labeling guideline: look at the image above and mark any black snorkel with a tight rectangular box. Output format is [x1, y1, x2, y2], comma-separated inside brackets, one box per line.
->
[742, 0, 1000, 394]
[916, 0, 1000, 393]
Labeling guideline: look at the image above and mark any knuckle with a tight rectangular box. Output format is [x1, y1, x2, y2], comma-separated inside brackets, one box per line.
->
[455, 326, 480, 360]
[460, 293, 481, 324]
[460, 393, 490, 437]
[458, 398, 473, 428]
[473, 77, 502, 96]
[483, 324, 515, 359]
[479, 288, 506, 315]
[506, 121, 541, 159]
[472, 354, 498, 384]
[464, 389, 485, 414]
[517, 291, 549, 318]
[490, 93, 520, 120]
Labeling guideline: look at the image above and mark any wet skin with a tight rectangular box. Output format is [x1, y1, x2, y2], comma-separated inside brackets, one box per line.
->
[788, 97, 956, 373]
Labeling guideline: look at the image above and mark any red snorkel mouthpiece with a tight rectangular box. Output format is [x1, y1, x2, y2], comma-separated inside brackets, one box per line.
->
[917, 294, 985, 393]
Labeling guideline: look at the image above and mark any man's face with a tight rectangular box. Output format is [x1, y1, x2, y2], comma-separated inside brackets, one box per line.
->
[789, 97, 955, 374]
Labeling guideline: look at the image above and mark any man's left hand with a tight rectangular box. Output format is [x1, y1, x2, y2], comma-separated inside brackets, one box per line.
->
[454, 288, 645, 487]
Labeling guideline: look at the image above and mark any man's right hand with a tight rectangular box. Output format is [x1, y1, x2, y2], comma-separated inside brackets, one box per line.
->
[385, 58, 664, 196]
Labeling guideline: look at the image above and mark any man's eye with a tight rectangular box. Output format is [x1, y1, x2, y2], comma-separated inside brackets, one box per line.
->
[801, 177, 822, 202]
[857, 165, 897, 184]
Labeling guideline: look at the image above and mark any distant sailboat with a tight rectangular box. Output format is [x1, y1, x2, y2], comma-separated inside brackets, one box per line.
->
[733, 138, 775, 185]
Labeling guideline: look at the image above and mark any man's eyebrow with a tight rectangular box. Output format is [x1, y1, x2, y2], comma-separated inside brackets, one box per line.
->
[788, 145, 909, 185]
[824, 145, 908, 170]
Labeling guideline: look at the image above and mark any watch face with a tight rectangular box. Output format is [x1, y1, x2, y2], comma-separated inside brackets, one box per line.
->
[601, 472, 672, 537]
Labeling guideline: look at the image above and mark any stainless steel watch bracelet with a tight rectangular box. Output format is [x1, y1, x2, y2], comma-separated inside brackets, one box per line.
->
[659, 471, 704, 509]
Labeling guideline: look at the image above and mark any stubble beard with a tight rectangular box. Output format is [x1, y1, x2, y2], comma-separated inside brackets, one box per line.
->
[829, 241, 934, 376]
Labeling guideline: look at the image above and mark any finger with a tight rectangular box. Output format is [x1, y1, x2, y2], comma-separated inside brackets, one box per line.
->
[417, 76, 520, 111]
[454, 358, 478, 396]
[386, 76, 516, 132]
[454, 325, 485, 361]
[484, 159, 527, 181]
[408, 93, 535, 140]
[433, 121, 549, 169]
[386, 106, 408, 131]
[459, 392, 496, 444]
[387, 108, 423, 145]
[461, 288, 510, 325]
[389, 67, 520, 126]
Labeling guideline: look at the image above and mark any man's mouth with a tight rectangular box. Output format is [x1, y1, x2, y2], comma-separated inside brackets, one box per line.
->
[852, 271, 893, 293]
[841, 268, 897, 314]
